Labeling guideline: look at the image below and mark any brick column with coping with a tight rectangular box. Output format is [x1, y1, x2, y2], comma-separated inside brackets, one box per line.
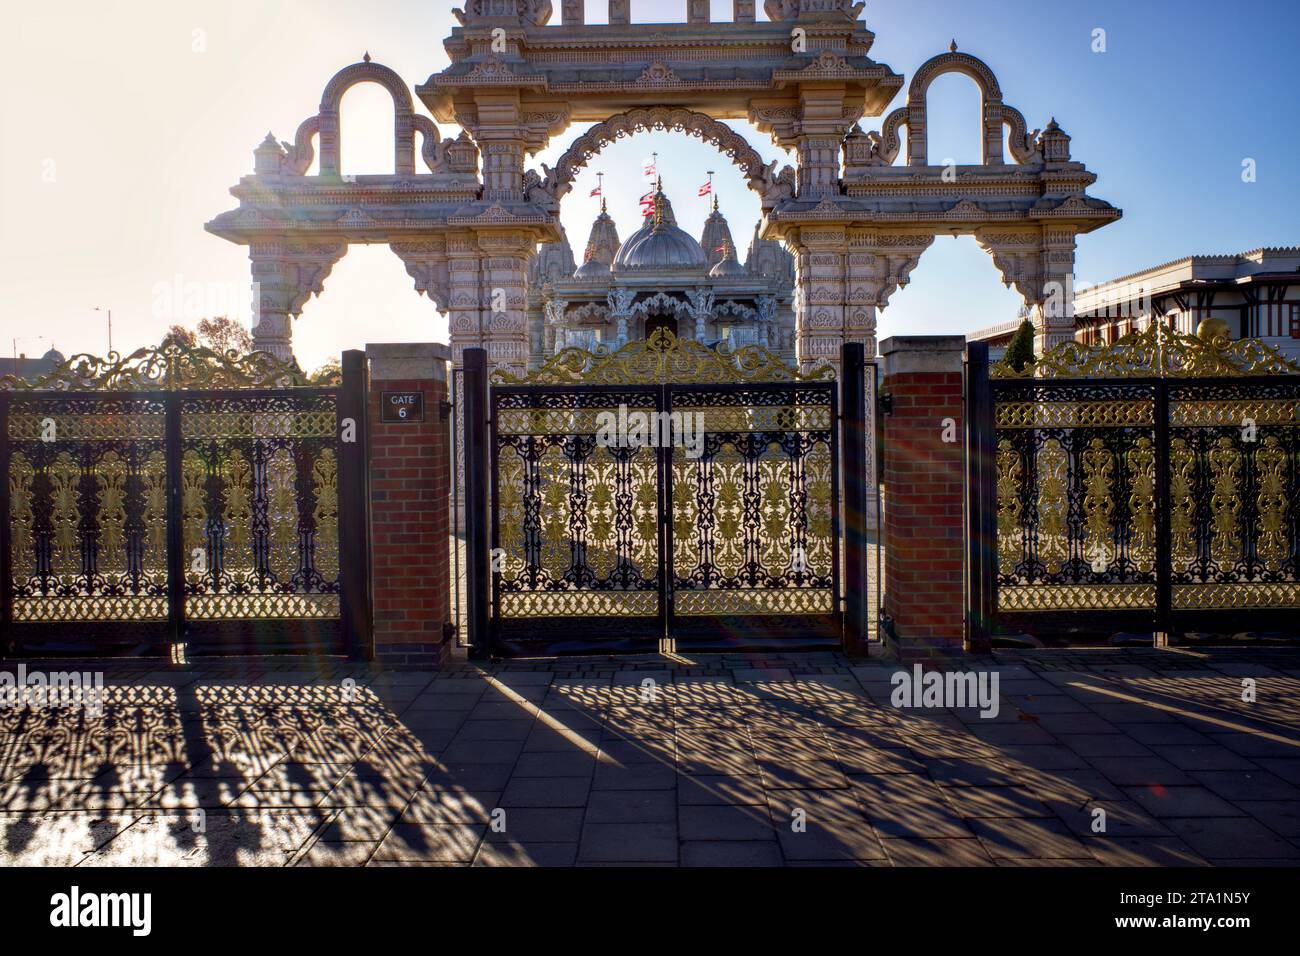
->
[880, 336, 967, 659]
[366, 343, 453, 666]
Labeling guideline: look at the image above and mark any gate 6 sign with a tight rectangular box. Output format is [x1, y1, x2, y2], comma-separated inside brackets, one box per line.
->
[381, 391, 424, 423]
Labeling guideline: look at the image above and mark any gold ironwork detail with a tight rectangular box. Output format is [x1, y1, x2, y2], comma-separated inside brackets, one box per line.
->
[674, 588, 835, 615]
[266, 447, 299, 582]
[8, 412, 164, 441]
[1254, 435, 1289, 573]
[50, 451, 81, 579]
[15, 596, 169, 622]
[499, 591, 658, 618]
[185, 593, 340, 620]
[996, 400, 1154, 429]
[992, 322, 1300, 379]
[1173, 583, 1300, 610]
[491, 328, 834, 385]
[0, 341, 317, 391]
[9, 452, 36, 580]
[1127, 436, 1156, 574]
[312, 448, 340, 581]
[1208, 437, 1242, 568]
[94, 451, 128, 580]
[221, 449, 255, 581]
[181, 450, 208, 586]
[1036, 438, 1069, 573]
[1082, 438, 1115, 567]
[1169, 437, 1196, 574]
[1170, 399, 1300, 427]
[183, 410, 335, 440]
[999, 584, 1157, 611]
[996, 439, 1022, 575]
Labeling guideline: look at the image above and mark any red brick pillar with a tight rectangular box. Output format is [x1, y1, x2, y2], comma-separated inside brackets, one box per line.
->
[880, 336, 967, 659]
[366, 343, 453, 666]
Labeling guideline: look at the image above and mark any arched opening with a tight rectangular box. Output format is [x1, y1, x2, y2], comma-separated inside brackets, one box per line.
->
[337, 82, 398, 176]
[527, 119, 795, 365]
[923, 72, 985, 167]
[878, 235, 1025, 341]
[293, 245, 444, 375]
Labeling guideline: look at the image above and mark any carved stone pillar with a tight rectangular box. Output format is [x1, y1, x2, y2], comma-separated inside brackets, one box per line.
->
[686, 288, 715, 343]
[1040, 228, 1079, 352]
[249, 239, 346, 362]
[608, 0, 629, 25]
[446, 234, 484, 370]
[734, 0, 756, 22]
[788, 227, 847, 373]
[479, 235, 534, 378]
[688, 0, 710, 24]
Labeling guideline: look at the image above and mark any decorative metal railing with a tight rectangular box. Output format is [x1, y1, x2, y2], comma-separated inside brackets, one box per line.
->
[0, 343, 366, 657]
[970, 322, 1300, 642]
[488, 329, 840, 654]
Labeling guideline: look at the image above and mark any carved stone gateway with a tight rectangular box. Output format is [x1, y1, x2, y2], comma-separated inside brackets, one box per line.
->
[205, 1, 1118, 541]
[207, 2, 1117, 370]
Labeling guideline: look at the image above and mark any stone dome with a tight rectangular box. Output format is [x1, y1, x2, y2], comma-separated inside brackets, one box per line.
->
[709, 242, 747, 278]
[613, 191, 708, 274]
[575, 204, 621, 279]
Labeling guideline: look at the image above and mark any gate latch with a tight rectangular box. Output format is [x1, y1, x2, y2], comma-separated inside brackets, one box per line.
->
[880, 393, 894, 415]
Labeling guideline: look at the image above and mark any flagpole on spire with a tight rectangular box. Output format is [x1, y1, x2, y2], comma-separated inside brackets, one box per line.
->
[597, 172, 605, 212]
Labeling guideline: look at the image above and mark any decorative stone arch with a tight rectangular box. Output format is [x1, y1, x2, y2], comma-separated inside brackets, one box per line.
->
[874, 46, 1040, 168]
[544, 107, 784, 207]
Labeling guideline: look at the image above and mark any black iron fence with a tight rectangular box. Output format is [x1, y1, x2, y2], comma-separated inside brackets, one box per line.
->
[968, 323, 1300, 645]
[0, 345, 369, 657]
[465, 329, 862, 656]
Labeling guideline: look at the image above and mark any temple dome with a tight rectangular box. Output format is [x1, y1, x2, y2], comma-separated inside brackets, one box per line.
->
[699, 198, 736, 270]
[709, 238, 747, 278]
[613, 189, 707, 274]
[575, 204, 621, 278]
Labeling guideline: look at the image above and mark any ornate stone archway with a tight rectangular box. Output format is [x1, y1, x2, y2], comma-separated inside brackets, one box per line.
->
[540, 107, 789, 210]
[208, 1, 1119, 369]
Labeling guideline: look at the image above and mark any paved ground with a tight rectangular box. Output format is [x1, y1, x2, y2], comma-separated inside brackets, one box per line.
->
[2, 648, 1299, 866]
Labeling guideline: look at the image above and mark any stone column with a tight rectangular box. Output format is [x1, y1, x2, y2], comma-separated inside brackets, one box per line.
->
[1039, 228, 1079, 352]
[366, 342, 453, 666]
[686, 288, 714, 343]
[880, 336, 968, 659]
[249, 239, 345, 362]
[788, 226, 847, 373]
[480, 242, 532, 377]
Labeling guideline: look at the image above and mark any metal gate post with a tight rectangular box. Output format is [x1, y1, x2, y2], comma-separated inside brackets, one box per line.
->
[164, 391, 187, 652]
[463, 348, 490, 659]
[1154, 379, 1172, 642]
[338, 349, 371, 659]
[0, 393, 12, 648]
[965, 342, 995, 653]
[840, 342, 868, 654]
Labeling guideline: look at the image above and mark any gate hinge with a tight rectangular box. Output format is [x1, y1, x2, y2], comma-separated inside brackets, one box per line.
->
[439, 399, 453, 421]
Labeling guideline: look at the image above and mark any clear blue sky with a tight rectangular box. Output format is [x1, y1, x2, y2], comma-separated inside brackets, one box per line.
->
[1, 0, 1296, 369]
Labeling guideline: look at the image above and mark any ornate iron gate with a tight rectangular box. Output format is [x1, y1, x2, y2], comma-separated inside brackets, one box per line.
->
[0, 344, 369, 657]
[969, 323, 1300, 643]
[488, 330, 840, 655]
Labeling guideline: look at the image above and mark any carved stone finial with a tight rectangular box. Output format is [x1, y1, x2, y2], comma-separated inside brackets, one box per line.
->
[949, 39, 958, 52]
[363, 51, 371, 63]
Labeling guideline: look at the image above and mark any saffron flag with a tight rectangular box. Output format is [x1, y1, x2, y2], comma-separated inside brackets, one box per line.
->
[642, 158, 657, 179]
[639, 192, 655, 216]
[590, 185, 602, 197]
[698, 181, 712, 197]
